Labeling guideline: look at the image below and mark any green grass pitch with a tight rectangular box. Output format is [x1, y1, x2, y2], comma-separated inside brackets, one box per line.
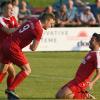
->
[0, 52, 100, 99]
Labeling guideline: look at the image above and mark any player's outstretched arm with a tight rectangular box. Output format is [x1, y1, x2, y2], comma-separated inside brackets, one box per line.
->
[89, 68, 100, 90]
[30, 39, 40, 51]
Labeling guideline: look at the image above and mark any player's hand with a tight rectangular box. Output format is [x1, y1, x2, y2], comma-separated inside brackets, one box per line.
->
[88, 82, 94, 90]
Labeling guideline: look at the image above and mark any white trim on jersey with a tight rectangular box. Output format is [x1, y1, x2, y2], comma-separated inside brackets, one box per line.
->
[0, 16, 8, 28]
[96, 51, 100, 68]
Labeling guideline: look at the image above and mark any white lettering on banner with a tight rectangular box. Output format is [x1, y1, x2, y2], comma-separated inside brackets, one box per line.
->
[40, 38, 56, 43]
[22, 27, 100, 51]
[45, 30, 68, 36]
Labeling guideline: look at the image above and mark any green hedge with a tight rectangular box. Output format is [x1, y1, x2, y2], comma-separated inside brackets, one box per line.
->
[26, 0, 56, 8]
[26, 0, 95, 8]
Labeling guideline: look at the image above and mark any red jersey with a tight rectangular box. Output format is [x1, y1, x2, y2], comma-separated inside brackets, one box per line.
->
[6, 18, 43, 49]
[0, 16, 19, 28]
[0, 16, 19, 43]
[0, 16, 19, 61]
[75, 51, 100, 83]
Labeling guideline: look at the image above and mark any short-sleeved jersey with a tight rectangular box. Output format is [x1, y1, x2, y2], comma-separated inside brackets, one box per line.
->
[0, 16, 19, 43]
[0, 16, 19, 61]
[6, 17, 43, 49]
[75, 51, 100, 83]
[0, 16, 19, 28]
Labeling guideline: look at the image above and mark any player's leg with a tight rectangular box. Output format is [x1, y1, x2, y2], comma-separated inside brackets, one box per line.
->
[3, 44, 31, 99]
[7, 48, 31, 91]
[56, 84, 74, 99]
[6, 63, 31, 99]
[8, 63, 31, 91]
[7, 63, 16, 88]
[0, 49, 12, 83]
[0, 63, 8, 83]
[5, 50, 31, 98]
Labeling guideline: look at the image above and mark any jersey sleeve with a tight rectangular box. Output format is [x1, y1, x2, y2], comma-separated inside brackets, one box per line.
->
[0, 17, 8, 28]
[96, 51, 100, 68]
[34, 20, 43, 41]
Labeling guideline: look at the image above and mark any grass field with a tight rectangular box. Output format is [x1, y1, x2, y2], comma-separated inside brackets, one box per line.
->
[0, 52, 100, 99]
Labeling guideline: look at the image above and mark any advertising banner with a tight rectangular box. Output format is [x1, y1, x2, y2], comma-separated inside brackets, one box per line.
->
[22, 27, 100, 51]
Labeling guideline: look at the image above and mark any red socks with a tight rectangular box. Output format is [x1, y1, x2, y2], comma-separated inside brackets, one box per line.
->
[9, 71, 27, 90]
[0, 72, 6, 83]
[7, 75, 15, 88]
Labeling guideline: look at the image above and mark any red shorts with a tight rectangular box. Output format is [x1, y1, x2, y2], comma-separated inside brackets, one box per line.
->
[62, 79, 89, 99]
[1, 41, 28, 66]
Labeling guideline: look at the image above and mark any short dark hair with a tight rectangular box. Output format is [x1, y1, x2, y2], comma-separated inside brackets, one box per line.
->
[11, 0, 16, 3]
[93, 33, 100, 43]
[0, 1, 12, 9]
[39, 13, 55, 23]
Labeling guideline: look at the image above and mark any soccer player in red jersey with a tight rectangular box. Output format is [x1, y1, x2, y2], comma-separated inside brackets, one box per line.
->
[56, 33, 100, 99]
[0, 1, 19, 88]
[0, 13, 55, 99]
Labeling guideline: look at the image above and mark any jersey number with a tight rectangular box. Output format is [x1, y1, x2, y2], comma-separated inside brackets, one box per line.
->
[19, 24, 30, 33]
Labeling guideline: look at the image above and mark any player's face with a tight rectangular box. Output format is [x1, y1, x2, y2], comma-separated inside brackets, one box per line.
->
[5, 4, 13, 17]
[43, 19, 55, 29]
[89, 36, 96, 50]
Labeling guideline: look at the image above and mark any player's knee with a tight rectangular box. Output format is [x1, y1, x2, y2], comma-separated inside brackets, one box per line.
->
[24, 66, 31, 75]
[56, 86, 74, 99]
[8, 65, 16, 77]
[8, 71, 15, 77]
[56, 91, 74, 99]
[26, 67, 31, 75]
[56, 89, 64, 99]
[22, 64, 31, 75]
[24, 67, 31, 75]
[56, 91, 61, 99]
